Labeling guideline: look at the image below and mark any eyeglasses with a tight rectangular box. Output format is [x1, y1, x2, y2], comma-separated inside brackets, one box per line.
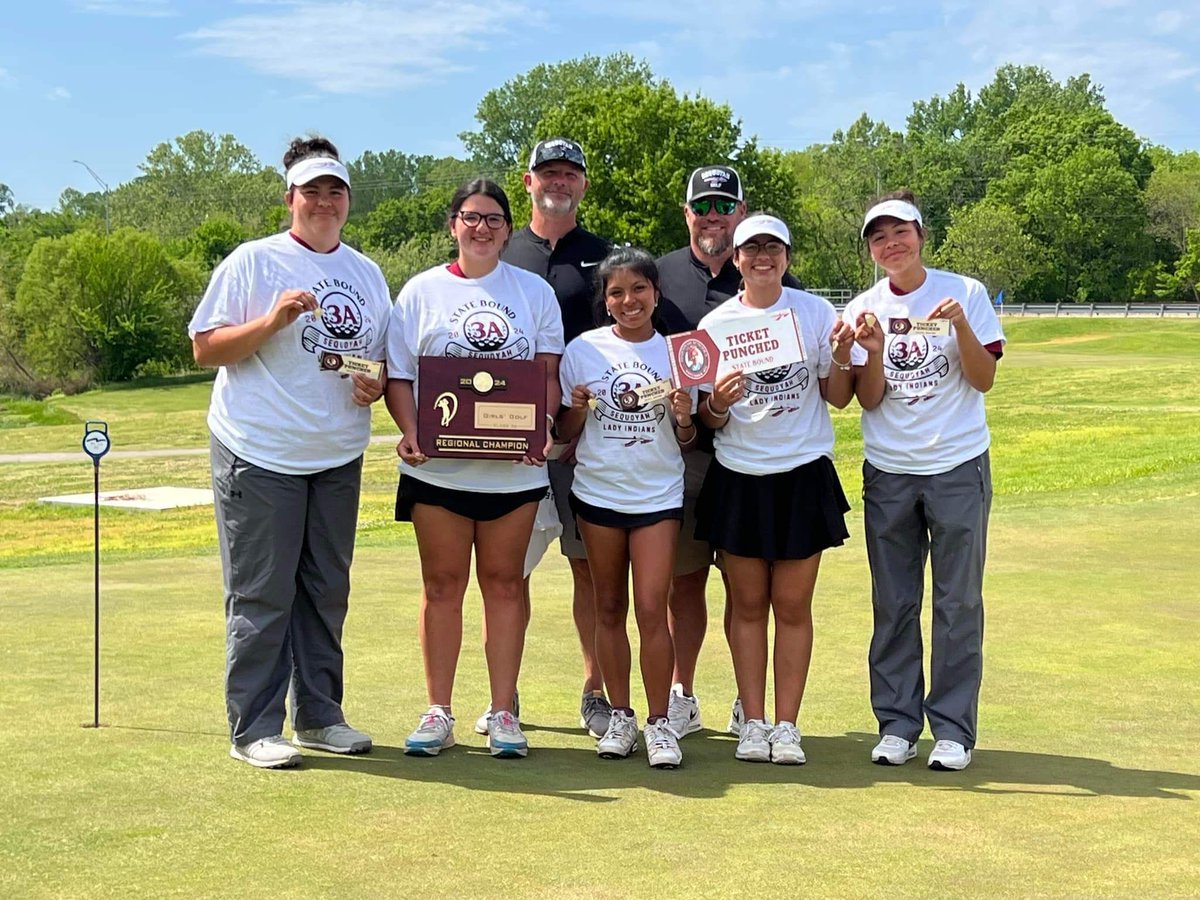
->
[689, 198, 739, 216]
[738, 240, 787, 258]
[455, 211, 508, 229]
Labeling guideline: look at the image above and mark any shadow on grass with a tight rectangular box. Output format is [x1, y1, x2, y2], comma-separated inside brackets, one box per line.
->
[298, 730, 1200, 802]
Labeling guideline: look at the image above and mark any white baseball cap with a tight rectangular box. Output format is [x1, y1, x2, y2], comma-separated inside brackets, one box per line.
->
[861, 199, 922, 237]
[733, 214, 791, 248]
[285, 156, 351, 190]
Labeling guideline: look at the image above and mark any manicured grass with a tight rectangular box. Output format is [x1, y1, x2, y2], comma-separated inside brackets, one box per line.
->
[1, 319, 1198, 897]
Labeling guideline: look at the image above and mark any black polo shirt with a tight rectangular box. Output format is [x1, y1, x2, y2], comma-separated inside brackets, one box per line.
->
[656, 246, 804, 331]
[502, 225, 612, 345]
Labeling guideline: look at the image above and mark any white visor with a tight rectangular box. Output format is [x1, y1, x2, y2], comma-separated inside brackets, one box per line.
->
[285, 156, 351, 190]
[733, 214, 791, 249]
[861, 200, 922, 237]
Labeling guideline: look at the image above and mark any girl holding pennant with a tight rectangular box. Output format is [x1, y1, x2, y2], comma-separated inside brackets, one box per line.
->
[842, 191, 1005, 773]
[557, 247, 696, 768]
[694, 214, 856, 765]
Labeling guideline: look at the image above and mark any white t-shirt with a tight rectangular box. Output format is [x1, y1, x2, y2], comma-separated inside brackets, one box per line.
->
[843, 268, 1006, 475]
[699, 288, 837, 476]
[559, 327, 690, 513]
[387, 262, 565, 493]
[188, 232, 391, 475]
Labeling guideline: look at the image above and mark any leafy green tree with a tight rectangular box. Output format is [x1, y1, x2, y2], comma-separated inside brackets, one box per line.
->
[933, 199, 1047, 299]
[0, 183, 13, 216]
[461, 54, 655, 171]
[110, 131, 280, 240]
[187, 217, 249, 268]
[1143, 150, 1200, 254]
[529, 81, 798, 255]
[10, 228, 203, 383]
[372, 231, 455, 297]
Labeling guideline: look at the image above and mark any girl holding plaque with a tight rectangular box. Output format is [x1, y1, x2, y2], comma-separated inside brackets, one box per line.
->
[842, 191, 1005, 772]
[556, 247, 695, 768]
[694, 214, 856, 765]
[385, 179, 564, 760]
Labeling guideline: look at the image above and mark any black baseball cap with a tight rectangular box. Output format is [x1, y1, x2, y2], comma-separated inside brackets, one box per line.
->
[686, 166, 743, 202]
[529, 138, 587, 171]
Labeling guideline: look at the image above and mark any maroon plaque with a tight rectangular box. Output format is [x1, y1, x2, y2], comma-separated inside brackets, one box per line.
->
[417, 356, 548, 460]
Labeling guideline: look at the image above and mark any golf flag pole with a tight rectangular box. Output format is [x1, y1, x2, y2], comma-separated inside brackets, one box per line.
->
[82, 421, 111, 729]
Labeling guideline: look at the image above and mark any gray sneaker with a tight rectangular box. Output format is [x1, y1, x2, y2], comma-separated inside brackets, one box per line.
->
[580, 692, 613, 739]
[230, 735, 301, 769]
[293, 723, 372, 754]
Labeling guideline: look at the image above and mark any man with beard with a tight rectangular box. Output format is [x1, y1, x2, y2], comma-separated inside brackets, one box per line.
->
[657, 165, 804, 740]
[484, 137, 615, 739]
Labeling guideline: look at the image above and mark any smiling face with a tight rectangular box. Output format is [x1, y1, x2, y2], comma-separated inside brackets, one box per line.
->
[604, 266, 658, 340]
[734, 234, 790, 291]
[287, 175, 349, 245]
[450, 192, 511, 266]
[685, 197, 746, 260]
[866, 216, 925, 279]
[525, 162, 587, 217]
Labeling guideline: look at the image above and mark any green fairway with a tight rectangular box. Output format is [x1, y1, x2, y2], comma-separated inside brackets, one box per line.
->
[2, 318, 1198, 898]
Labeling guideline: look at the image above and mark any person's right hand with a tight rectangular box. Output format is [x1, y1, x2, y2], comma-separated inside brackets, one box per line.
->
[268, 290, 319, 332]
[570, 384, 595, 410]
[710, 370, 744, 413]
[397, 433, 427, 466]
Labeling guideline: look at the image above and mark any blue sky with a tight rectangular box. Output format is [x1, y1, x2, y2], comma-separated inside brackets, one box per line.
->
[2, 0, 1198, 210]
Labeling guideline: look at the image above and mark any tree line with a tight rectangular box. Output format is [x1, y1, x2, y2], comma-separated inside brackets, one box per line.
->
[2, 54, 1198, 394]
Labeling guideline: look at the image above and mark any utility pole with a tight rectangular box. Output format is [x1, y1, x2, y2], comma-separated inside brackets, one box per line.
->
[73, 160, 110, 235]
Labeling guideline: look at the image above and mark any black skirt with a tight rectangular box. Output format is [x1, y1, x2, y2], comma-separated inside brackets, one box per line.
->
[395, 475, 545, 523]
[569, 492, 684, 530]
[695, 456, 850, 560]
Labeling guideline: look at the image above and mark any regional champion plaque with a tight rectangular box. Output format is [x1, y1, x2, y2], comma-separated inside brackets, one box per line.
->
[417, 356, 548, 460]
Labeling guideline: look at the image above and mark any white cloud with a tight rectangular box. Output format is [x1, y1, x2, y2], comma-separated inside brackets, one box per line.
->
[0, 67, 15, 88]
[74, 0, 176, 16]
[186, 0, 529, 94]
[47, 86, 71, 101]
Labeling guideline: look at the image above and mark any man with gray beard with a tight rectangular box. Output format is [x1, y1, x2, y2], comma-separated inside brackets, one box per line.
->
[656, 165, 803, 740]
[489, 138, 615, 739]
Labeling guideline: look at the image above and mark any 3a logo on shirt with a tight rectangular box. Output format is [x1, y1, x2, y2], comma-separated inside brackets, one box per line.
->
[446, 300, 531, 360]
[884, 322, 949, 402]
[300, 282, 375, 356]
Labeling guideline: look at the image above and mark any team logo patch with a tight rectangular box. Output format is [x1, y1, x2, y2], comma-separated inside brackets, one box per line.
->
[319, 292, 364, 339]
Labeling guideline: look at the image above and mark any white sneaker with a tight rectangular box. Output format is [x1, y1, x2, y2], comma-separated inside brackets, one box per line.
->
[293, 722, 372, 754]
[474, 691, 520, 735]
[768, 721, 806, 765]
[487, 709, 529, 758]
[728, 698, 745, 736]
[644, 719, 683, 769]
[596, 709, 638, 759]
[871, 734, 918, 766]
[229, 735, 301, 769]
[667, 683, 702, 737]
[735, 718, 771, 762]
[404, 707, 456, 757]
[928, 739, 972, 771]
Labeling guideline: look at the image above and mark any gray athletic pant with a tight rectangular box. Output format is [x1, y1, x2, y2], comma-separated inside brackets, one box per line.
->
[210, 437, 362, 745]
[862, 451, 991, 749]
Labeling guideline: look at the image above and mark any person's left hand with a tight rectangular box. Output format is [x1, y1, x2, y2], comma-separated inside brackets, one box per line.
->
[520, 414, 553, 467]
[348, 371, 385, 407]
[929, 297, 969, 332]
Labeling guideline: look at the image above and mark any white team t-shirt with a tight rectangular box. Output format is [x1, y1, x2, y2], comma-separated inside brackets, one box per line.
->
[188, 232, 391, 475]
[699, 288, 838, 476]
[560, 327, 690, 513]
[843, 267, 1006, 475]
[387, 262, 564, 493]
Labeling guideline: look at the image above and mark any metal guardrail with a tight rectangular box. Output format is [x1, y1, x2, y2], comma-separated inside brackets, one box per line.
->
[997, 302, 1199, 317]
[815, 296, 1199, 317]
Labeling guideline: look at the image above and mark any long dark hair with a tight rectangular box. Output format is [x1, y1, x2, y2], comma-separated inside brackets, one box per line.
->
[282, 135, 340, 170]
[592, 246, 669, 335]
